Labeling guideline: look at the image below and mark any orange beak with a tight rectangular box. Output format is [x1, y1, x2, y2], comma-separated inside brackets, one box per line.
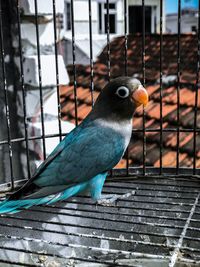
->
[131, 85, 148, 107]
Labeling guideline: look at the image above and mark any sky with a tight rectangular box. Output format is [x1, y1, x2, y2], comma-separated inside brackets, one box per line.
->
[165, 0, 198, 14]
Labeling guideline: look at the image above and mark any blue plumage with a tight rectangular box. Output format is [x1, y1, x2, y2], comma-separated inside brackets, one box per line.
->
[0, 77, 148, 213]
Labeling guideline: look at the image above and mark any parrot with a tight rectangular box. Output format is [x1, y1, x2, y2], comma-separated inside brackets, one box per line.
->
[0, 76, 148, 213]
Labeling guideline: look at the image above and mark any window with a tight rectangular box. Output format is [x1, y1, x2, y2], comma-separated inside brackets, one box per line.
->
[64, 1, 71, 31]
[104, 13, 116, 33]
[128, 6, 152, 33]
[104, 3, 116, 9]
[98, 2, 117, 34]
[191, 25, 197, 33]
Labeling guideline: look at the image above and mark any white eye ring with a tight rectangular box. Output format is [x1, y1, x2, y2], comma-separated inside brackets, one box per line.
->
[116, 86, 130, 98]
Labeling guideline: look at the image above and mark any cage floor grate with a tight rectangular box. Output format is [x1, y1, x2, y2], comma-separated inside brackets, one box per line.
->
[0, 176, 200, 267]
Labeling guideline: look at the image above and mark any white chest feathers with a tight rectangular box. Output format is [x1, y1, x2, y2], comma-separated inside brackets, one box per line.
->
[96, 118, 132, 148]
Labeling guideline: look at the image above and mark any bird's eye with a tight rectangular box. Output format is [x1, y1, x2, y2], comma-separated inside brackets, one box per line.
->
[116, 86, 130, 98]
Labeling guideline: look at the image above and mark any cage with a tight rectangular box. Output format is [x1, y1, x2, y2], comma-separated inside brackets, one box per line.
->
[0, 0, 200, 266]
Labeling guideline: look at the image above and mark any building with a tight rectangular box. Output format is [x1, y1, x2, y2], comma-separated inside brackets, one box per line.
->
[166, 8, 198, 33]
[60, 0, 165, 66]
[0, 0, 74, 182]
[62, 0, 165, 35]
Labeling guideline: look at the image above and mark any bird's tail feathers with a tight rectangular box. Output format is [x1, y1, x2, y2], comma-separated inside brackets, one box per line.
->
[0, 197, 52, 214]
[0, 182, 87, 214]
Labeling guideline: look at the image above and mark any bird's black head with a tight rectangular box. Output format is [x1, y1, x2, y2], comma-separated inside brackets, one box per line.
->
[91, 77, 148, 121]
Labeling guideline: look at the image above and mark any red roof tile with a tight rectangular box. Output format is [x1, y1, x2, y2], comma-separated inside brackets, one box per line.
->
[96, 34, 197, 82]
[154, 151, 188, 167]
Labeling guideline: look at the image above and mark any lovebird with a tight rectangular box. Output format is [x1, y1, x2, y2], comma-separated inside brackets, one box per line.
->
[0, 77, 148, 213]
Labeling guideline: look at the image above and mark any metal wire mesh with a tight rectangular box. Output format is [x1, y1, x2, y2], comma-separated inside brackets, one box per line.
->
[0, 177, 200, 266]
[0, 0, 200, 266]
[0, 0, 199, 185]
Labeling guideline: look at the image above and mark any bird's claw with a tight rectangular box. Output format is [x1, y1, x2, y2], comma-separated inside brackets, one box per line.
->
[96, 194, 119, 207]
[95, 190, 136, 208]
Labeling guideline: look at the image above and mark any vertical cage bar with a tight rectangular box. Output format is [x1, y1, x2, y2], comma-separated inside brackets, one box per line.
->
[16, 0, 31, 179]
[106, 0, 111, 82]
[142, 0, 146, 175]
[52, 0, 62, 141]
[159, 0, 163, 174]
[193, 0, 200, 174]
[88, 0, 94, 107]
[176, 0, 181, 174]
[0, 0, 14, 188]
[124, 0, 129, 175]
[106, 0, 113, 177]
[34, 0, 46, 159]
[70, 0, 78, 126]
[124, 0, 128, 77]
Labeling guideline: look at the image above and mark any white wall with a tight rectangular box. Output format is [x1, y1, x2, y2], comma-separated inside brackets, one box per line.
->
[166, 16, 177, 33]
[20, 0, 64, 14]
[166, 14, 198, 33]
[73, 0, 98, 34]
[116, 0, 124, 34]
[182, 16, 198, 32]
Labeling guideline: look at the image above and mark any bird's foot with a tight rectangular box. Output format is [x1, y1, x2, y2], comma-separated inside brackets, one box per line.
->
[96, 194, 118, 207]
[96, 190, 135, 207]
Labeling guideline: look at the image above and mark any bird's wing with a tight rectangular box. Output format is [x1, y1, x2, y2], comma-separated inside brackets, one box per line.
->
[9, 120, 126, 200]
[8, 122, 84, 200]
[34, 121, 126, 188]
